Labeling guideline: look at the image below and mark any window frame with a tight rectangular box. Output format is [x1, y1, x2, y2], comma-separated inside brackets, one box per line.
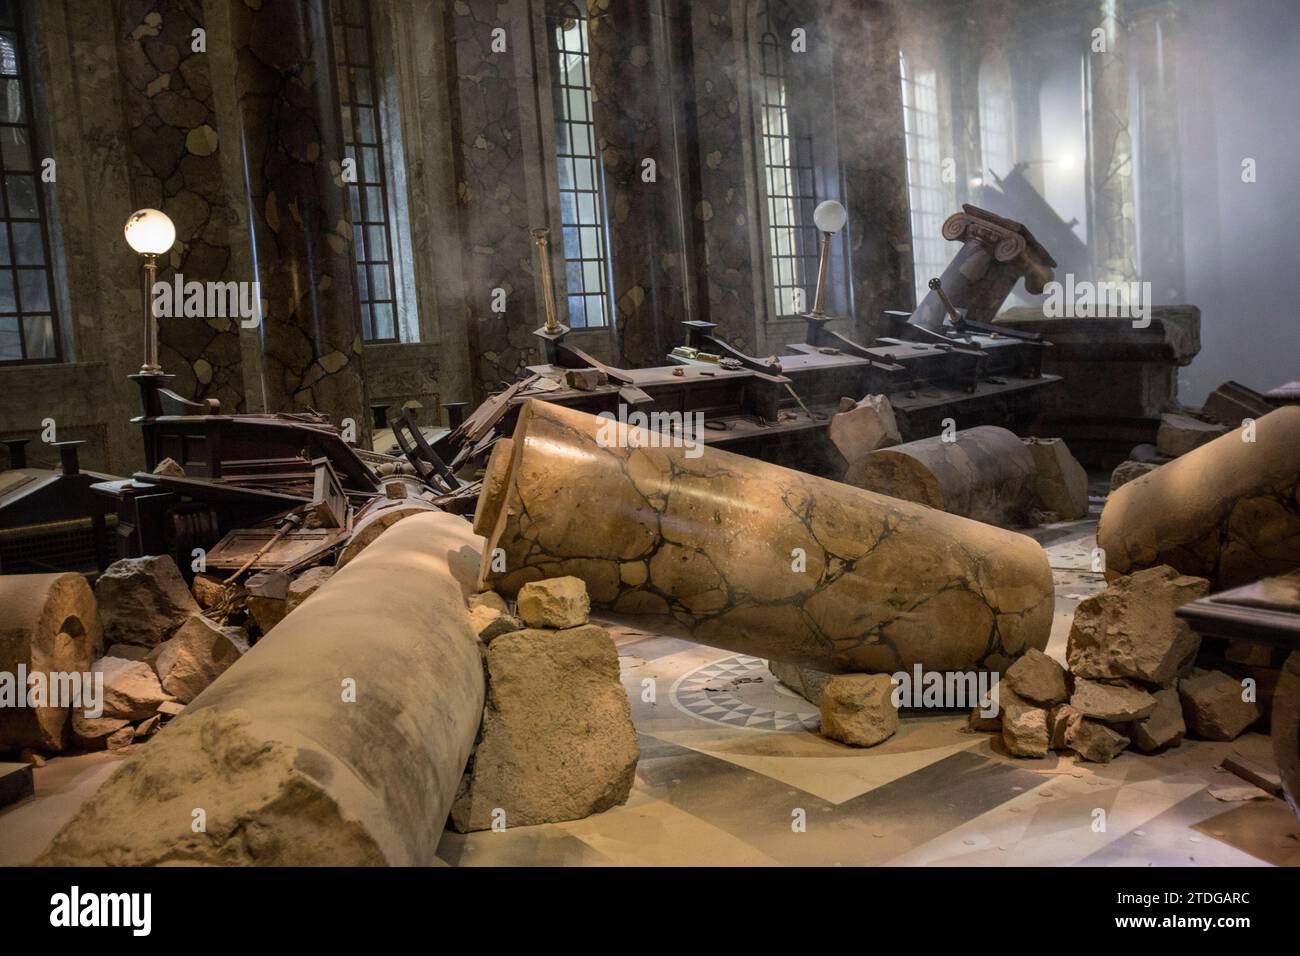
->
[545, 9, 613, 332]
[899, 47, 951, 304]
[756, 23, 821, 320]
[0, 0, 62, 366]
[332, 0, 404, 345]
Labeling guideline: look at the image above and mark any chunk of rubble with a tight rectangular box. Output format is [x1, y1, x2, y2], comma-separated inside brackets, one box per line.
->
[152, 615, 248, 704]
[820, 674, 899, 747]
[769, 659, 835, 706]
[1069, 678, 1157, 722]
[1156, 412, 1228, 458]
[1004, 647, 1069, 705]
[244, 570, 291, 635]
[134, 714, 161, 739]
[516, 576, 590, 629]
[70, 713, 131, 751]
[104, 643, 150, 662]
[828, 394, 901, 469]
[450, 624, 639, 831]
[1048, 703, 1078, 749]
[285, 566, 335, 616]
[468, 591, 510, 615]
[95, 555, 199, 647]
[105, 726, 135, 751]
[1130, 686, 1185, 753]
[1023, 437, 1089, 520]
[1067, 566, 1209, 684]
[1000, 687, 1050, 758]
[1109, 460, 1158, 491]
[1065, 715, 1130, 763]
[467, 604, 524, 645]
[1178, 669, 1261, 741]
[190, 574, 228, 610]
[94, 656, 173, 720]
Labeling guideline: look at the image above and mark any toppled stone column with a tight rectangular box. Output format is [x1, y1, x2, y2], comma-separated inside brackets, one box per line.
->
[1098, 407, 1300, 587]
[477, 401, 1054, 674]
[39, 511, 485, 866]
[843, 425, 1036, 526]
[0, 573, 102, 753]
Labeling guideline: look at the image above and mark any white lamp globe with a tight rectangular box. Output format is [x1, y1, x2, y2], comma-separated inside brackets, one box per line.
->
[813, 199, 847, 234]
[124, 208, 176, 255]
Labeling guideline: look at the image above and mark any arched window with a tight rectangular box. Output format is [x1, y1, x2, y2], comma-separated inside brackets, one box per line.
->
[0, 5, 59, 363]
[899, 48, 947, 302]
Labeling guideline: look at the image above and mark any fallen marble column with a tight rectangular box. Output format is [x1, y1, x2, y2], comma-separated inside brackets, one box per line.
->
[1098, 406, 1300, 588]
[477, 401, 1054, 673]
[843, 425, 1036, 526]
[39, 511, 485, 866]
[0, 573, 102, 753]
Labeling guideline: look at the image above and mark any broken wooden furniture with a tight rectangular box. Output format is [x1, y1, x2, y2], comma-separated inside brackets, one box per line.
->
[476, 400, 1054, 674]
[92, 373, 391, 575]
[0, 440, 118, 575]
[1176, 570, 1300, 819]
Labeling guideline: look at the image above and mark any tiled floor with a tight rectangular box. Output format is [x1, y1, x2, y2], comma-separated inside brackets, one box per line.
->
[437, 515, 1300, 867]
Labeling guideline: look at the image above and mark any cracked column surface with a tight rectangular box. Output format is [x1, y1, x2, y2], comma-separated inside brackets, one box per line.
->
[1099, 406, 1300, 588]
[477, 401, 1054, 674]
[39, 511, 485, 866]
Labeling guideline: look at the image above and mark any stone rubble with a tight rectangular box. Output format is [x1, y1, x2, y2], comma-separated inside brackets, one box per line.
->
[1178, 668, 1261, 741]
[983, 564, 1265, 763]
[819, 674, 899, 747]
[516, 576, 591, 629]
[95, 555, 199, 647]
[1023, 437, 1090, 520]
[1067, 566, 1209, 684]
[1156, 411, 1229, 458]
[95, 656, 174, 721]
[1004, 647, 1069, 705]
[450, 579, 638, 831]
[151, 615, 249, 704]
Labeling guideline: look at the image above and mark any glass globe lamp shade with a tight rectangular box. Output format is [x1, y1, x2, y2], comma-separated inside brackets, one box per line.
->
[813, 200, 847, 234]
[124, 208, 176, 256]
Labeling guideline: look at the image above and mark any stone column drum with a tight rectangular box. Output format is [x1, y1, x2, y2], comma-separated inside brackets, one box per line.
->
[39, 511, 485, 866]
[1099, 406, 1300, 588]
[477, 401, 1054, 674]
[844, 425, 1037, 527]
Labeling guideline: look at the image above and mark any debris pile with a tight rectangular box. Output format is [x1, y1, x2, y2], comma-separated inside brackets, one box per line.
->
[450, 577, 639, 831]
[971, 565, 1262, 762]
